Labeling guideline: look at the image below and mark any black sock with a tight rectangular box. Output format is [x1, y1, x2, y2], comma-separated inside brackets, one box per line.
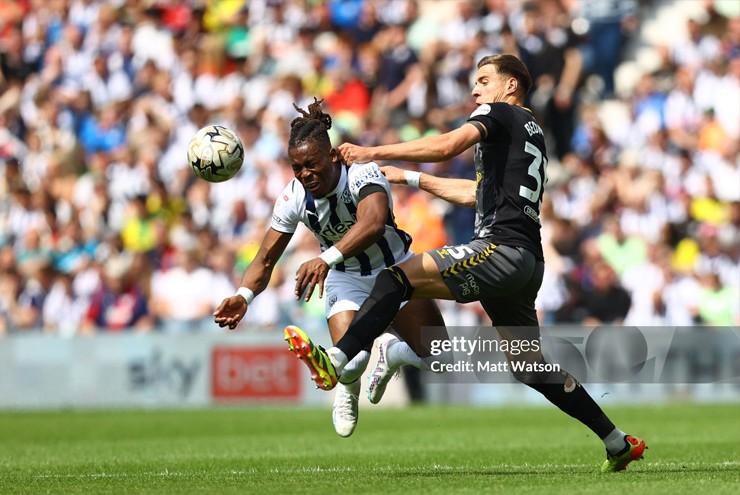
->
[516, 365, 616, 438]
[335, 266, 414, 360]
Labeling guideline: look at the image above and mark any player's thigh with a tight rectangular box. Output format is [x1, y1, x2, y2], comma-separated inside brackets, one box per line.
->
[395, 252, 455, 300]
[394, 299, 449, 358]
[478, 256, 543, 327]
[426, 239, 506, 303]
[440, 243, 541, 305]
[324, 269, 372, 343]
[328, 310, 356, 344]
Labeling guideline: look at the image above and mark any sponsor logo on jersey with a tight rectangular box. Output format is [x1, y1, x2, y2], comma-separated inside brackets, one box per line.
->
[469, 104, 491, 118]
[352, 165, 382, 190]
[320, 220, 356, 241]
[523, 205, 540, 224]
[459, 272, 480, 297]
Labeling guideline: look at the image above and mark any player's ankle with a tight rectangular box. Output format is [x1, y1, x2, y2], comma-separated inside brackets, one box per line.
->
[603, 428, 628, 456]
[328, 347, 348, 373]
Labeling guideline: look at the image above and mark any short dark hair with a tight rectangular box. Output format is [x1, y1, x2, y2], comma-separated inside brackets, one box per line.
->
[477, 54, 532, 97]
[289, 97, 332, 149]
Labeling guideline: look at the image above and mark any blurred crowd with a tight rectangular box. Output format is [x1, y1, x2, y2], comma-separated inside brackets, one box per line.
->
[0, 0, 738, 337]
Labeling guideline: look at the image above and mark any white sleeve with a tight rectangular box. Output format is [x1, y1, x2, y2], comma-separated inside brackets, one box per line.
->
[270, 180, 301, 234]
[347, 162, 390, 198]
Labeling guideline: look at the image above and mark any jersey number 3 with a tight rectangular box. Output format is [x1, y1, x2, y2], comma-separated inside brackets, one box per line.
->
[518, 141, 548, 209]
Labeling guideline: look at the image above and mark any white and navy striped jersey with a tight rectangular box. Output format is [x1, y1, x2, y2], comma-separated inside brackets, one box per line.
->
[270, 162, 412, 276]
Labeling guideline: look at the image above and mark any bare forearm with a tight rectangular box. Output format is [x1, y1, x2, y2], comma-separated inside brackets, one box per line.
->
[333, 219, 385, 259]
[238, 228, 292, 294]
[559, 47, 582, 92]
[419, 174, 477, 208]
[239, 261, 274, 295]
[372, 135, 462, 162]
[333, 194, 387, 258]
[339, 123, 481, 166]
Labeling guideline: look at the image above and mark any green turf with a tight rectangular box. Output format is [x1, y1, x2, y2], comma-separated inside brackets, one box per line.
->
[0, 403, 738, 494]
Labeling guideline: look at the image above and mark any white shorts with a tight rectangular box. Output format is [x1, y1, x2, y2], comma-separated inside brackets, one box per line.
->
[324, 251, 414, 319]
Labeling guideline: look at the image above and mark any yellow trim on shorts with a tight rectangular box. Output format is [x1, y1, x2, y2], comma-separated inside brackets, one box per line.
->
[441, 243, 497, 278]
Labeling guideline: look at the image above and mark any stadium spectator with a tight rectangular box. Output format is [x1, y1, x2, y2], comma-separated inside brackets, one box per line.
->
[42, 270, 87, 336]
[655, 255, 701, 326]
[80, 253, 153, 333]
[575, 0, 638, 98]
[580, 260, 632, 325]
[671, 16, 722, 69]
[693, 272, 740, 326]
[391, 184, 448, 254]
[596, 214, 647, 277]
[150, 238, 217, 333]
[516, 0, 584, 159]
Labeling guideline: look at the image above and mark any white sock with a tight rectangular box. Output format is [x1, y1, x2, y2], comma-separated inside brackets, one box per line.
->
[386, 338, 422, 369]
[337, 379, 360, 395]
[327, 347, 348, 374]
[603, 428, 628, 455]
[339, 350, 370, 384]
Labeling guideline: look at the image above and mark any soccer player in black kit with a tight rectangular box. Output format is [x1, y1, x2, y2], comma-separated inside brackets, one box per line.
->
[285, 54, 646, 473]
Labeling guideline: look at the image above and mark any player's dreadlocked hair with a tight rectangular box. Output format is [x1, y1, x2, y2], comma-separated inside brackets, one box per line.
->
[289, 97, 332, 149]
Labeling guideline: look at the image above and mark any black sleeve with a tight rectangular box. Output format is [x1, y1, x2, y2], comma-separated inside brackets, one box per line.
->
[466, 103, 510, 143]
[358, 183, 387, 200]
[468, 120, 487, 139]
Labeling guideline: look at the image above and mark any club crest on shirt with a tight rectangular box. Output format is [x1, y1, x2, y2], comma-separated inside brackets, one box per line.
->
[340, 187, 353, 204]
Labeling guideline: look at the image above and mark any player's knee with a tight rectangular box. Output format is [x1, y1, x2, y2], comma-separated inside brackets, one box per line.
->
[376, 266, 414, 302]
[339, 349, 370, 384]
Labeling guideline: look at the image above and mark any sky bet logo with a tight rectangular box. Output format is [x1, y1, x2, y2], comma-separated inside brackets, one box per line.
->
[321, 220, 355, 241]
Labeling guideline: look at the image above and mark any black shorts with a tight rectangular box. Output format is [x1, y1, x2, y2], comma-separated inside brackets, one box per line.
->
[427, 241, 544, 327]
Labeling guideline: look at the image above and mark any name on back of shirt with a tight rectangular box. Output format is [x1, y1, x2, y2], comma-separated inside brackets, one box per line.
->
[524, 121, 543, 137]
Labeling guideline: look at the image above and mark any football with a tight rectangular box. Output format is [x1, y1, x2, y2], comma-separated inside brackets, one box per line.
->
[187, 124, 244, 182]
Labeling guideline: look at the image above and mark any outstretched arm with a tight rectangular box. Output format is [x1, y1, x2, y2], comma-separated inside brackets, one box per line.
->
[381, 165, 477, 208]
[214, 228, 293, 329]
[339, 123, 482, 164]
[294, 189, 390, 301]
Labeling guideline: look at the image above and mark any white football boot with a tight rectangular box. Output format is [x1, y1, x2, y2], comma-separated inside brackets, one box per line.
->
[332, 380, 360, 437]
[367, 333, 401, 404]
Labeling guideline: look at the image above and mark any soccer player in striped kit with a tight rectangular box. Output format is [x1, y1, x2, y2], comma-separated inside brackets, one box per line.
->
[214, 99, 452, 437]
[286, 56, 646, 472]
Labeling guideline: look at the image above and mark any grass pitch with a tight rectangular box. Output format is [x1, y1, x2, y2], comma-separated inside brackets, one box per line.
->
[0, 403, 738, 494]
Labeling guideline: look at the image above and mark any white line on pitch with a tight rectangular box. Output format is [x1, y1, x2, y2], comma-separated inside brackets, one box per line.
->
[32, 460, 740, 479]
